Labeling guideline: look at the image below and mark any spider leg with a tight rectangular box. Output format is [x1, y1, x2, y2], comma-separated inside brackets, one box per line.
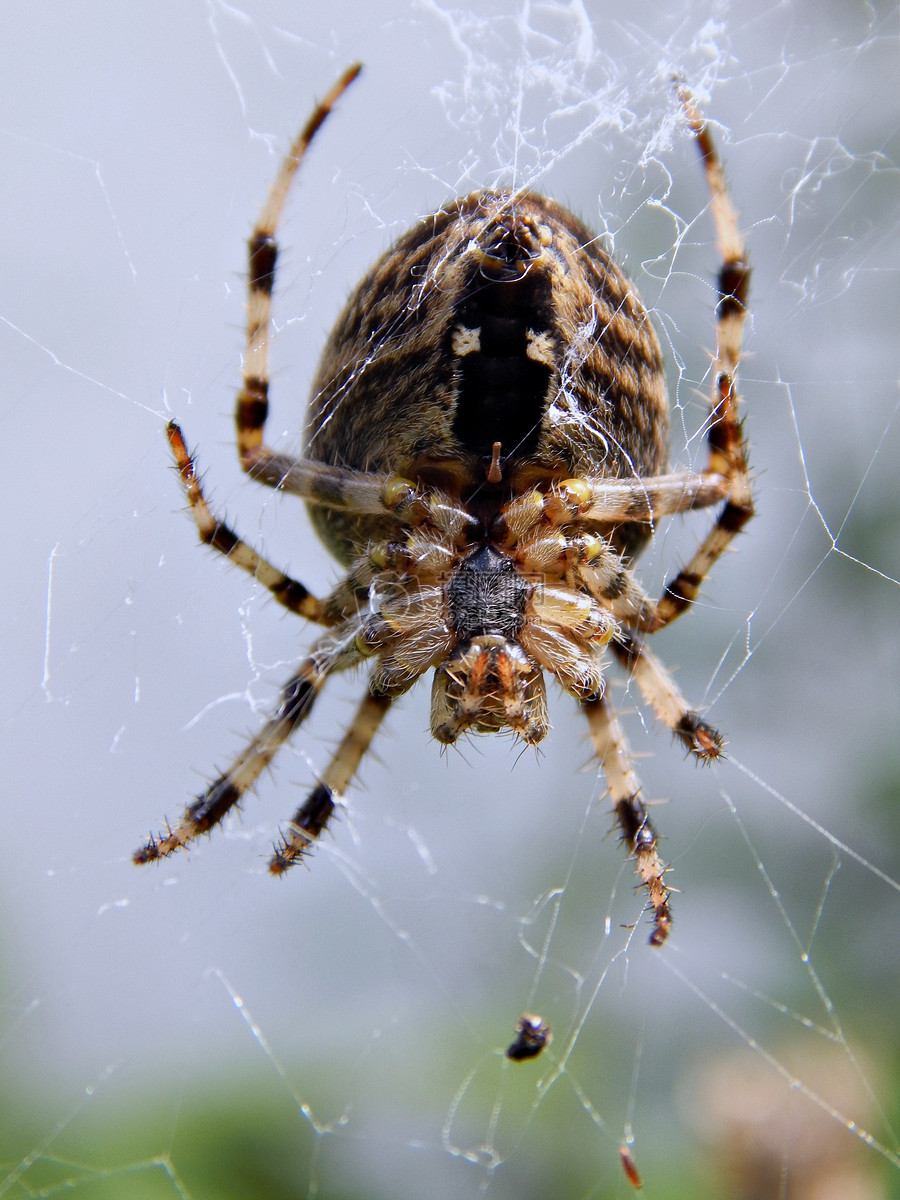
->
[641, 395, 751, 632]
[270, 689, 392, 874]
[638, 91, 753, 633]
[236, 64, 363, 485]
[568, 417, 748, 636]
[226, 62, 477, 524]
[611, 631, 724, 761]
[496, 473, 728, 544]
[166, 420, 339, 624]
[582, 694, 672, 946]
[133, 621, 364, 865]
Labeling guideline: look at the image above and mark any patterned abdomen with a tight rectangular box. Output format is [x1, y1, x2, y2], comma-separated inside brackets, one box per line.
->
[305, 191, 669, 563]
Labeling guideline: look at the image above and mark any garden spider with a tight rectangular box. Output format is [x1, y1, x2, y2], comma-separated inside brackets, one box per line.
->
[135, 65, 752, 946]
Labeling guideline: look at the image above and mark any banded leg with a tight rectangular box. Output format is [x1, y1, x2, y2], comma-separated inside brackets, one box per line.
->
[495, 473, 728, 545]
[270, 689, 392, 874]
[237, 63, 361, 479]
[582, 695, 672, 946]
[134, 623, 364, 864]
[644, 90, 753, 632]
[612, 632, 725, 761]
[227, 62, 472, 526]
[167, 420, 334, 623]
[646, 412, 752, 631]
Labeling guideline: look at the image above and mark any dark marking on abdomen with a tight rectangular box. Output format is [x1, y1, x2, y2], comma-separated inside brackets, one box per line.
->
[450, 251, 556, 459]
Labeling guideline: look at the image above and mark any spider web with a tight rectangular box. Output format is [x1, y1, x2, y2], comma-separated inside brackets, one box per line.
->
[2, 1, 898, 1197]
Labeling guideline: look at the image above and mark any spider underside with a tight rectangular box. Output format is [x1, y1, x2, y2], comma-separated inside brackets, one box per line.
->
[136, 65, 752, 946]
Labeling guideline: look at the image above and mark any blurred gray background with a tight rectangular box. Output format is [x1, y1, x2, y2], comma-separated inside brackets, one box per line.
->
[2, 1, 898, 1197]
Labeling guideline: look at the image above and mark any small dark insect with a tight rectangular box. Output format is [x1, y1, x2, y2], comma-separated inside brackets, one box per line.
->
[135, 66, 751, 945]
[619, 1143, 643, 1190]
[506, 1013, 552, 1062]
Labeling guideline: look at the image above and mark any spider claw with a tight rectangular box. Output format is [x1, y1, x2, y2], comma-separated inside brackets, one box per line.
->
[132, 836, 158, 865]
[268, 815, 320, 876]
[649, 913, 671, 947]
[268, 843, 308, 876]
[133, 827, 176, 864]
[268, 843, 294, 876]
[677, 711, 726, 762]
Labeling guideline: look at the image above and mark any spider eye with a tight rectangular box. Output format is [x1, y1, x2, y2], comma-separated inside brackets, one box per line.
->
[478, 217, 541, 280]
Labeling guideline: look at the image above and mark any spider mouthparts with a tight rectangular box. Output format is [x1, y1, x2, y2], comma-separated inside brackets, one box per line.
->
[431, 636, 549, 745]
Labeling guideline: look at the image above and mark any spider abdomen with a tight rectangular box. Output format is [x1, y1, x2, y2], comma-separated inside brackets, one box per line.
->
[305, 190, 670, 565]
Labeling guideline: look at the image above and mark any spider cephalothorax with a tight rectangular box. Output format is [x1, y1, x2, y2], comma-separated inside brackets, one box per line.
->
[135, 66, 751, 946]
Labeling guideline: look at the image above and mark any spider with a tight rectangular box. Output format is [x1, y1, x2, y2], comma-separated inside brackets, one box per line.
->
[135, 64, 752, 946]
